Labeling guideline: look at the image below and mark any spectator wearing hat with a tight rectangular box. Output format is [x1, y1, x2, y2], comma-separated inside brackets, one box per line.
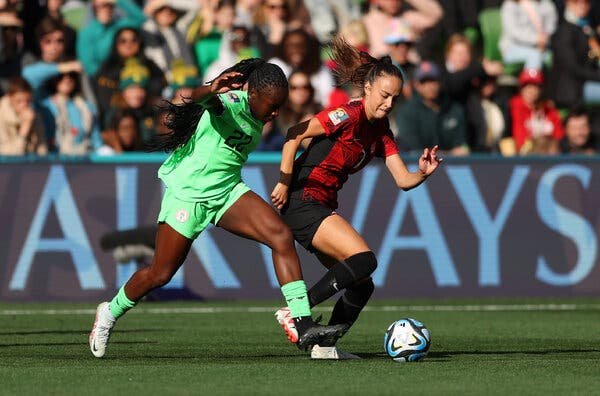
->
[0, 8, 24, 94]
[94, 27, 166, 127]
[0, 77, 47, 155]
[38, 70, 101, 154]
[142, 0, 199, 76]
[76, 0, 145, 77]
[102, 58, 156, 145]
[394, 61, 469, 155]
[509, 68, 564, 154]
[559, 107, 596, 154]
[168, 60, 200, 104]
[362, 0, 443, 58]
[384, 21, 417, 100]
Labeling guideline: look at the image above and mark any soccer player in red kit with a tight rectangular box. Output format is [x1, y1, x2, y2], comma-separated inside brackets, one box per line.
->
[271, 36, 443, 359]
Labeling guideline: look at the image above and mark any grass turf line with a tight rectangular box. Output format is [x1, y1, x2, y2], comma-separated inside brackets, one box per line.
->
[1, 298, 599, 396]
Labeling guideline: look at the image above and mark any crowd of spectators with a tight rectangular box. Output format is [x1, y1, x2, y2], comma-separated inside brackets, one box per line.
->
[0, 0, 599, 156]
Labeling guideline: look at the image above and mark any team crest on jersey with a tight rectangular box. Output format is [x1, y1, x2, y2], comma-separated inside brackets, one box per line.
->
[328, 108, 349, 125]
[226, 92, 240, 103]
[175, 209, 189, 223]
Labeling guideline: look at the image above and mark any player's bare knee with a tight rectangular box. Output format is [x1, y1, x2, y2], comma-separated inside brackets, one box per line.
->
[267, 224, 294, 253]
[149, 268, 174, 288]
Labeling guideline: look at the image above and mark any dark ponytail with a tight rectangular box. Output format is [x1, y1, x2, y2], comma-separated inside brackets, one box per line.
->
[146, 58, 285, 157]
[329, 35, 404, 94]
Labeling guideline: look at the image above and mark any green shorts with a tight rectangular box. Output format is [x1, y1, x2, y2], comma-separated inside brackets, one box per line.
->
[157, 182, 251, 239]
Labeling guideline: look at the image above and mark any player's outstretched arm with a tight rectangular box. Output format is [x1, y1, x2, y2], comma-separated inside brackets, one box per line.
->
[191, 72, 244, 115]
[271, 118, 325, 209]
[385, 145, 442, 191]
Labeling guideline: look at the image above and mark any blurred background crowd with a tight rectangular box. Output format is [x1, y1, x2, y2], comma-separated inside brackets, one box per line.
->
[0, 0, 599, 157]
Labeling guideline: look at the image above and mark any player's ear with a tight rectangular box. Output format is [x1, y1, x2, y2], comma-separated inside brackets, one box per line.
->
[248, 88, 258, 101]
[364, 81, 372, 95]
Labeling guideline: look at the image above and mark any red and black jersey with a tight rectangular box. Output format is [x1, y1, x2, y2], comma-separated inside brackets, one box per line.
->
[289, 99, 399, 209]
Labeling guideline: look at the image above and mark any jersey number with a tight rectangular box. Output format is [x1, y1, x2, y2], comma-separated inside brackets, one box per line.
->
[225, 130, 252, 152]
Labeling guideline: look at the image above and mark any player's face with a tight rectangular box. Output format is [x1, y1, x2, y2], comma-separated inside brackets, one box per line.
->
[249, 87, 288, 123]
[364, 74, 402, 120]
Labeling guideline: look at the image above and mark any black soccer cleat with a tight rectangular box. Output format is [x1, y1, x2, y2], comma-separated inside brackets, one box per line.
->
[296, 323, 349, 351]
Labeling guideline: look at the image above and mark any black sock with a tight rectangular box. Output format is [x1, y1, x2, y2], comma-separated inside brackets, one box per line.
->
[308, 252, 377, 307]
[293, 316, 315, 335]
[308, 271, 339, 307]
[328, 278, 374, 327]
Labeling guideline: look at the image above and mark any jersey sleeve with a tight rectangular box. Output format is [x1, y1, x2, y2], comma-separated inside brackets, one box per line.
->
[315, 104, 355, 136]
[216, 91, 245, 117]
[375, 125, 399, 158]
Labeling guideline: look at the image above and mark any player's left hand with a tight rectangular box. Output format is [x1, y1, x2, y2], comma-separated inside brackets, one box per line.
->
[210, 71, 244, 94]
[271, 182, 289, 210]
[418, 145, 442, 177]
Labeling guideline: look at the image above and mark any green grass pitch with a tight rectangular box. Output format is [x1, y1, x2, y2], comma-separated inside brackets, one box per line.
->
[1, 298, 600, 395]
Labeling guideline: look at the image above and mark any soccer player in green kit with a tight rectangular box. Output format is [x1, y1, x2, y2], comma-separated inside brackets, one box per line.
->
[89, 59, 346, 358]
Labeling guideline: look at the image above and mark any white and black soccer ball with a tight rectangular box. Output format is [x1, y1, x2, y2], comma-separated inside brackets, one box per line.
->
[384, 318, 431, 362]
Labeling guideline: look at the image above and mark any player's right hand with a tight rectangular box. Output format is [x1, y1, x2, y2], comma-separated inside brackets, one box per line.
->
[271, 183, 289, 210]
[210, 72, 244, 94]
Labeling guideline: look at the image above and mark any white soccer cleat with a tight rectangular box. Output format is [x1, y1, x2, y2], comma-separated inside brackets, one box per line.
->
[274, 307, 298, 344]
[310, 345, 361, 360]
[89, 302, 115, 358]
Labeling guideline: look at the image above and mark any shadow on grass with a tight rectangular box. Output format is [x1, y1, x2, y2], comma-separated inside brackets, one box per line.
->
[356, 349, 600, 361]
[0, 340, 159, 348]
[0, 329, 169, 336]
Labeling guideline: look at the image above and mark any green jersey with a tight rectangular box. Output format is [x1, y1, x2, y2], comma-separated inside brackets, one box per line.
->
[158, 90, 264, 201]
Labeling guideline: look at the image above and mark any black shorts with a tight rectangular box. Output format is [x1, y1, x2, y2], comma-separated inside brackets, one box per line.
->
[280, 198, 335, 253]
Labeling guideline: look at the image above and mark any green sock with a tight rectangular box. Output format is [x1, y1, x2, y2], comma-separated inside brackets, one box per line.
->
[109, 286, 137, 319]
[281, 280, 311, 318]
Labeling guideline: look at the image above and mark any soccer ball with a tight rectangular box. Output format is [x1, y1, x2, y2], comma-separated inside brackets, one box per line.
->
[384, 318, 431, 362]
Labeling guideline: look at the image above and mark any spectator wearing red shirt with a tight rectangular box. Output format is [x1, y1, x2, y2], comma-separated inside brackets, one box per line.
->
[509, 68, 564, 154]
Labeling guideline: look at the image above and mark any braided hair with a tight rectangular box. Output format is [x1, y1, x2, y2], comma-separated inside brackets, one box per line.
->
[147, 58, 287, 154]
[329, 35, 404, 95]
